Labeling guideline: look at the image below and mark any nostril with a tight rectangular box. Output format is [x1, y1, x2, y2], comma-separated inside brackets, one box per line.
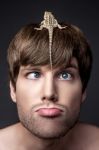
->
[50, 95, 57, 101]
[42, 96, 46, 100]
[42, 95, 58, 102]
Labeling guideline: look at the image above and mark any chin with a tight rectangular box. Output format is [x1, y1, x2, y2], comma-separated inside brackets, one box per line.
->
[22, 119, 72, 139]
[31, 127, 68, 139]
[19, 107, 79, 140]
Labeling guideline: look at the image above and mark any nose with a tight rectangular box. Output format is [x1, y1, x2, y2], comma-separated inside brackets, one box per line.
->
[41, 74, 58, 102]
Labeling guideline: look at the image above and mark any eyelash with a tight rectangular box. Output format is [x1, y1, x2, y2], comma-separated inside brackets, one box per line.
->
[26, 71, 41, 80]
[25, 70, 73, 81]
[57, 71, 73, 80]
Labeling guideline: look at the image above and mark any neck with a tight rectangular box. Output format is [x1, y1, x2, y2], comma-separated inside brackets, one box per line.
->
[16, 123, 68, 150]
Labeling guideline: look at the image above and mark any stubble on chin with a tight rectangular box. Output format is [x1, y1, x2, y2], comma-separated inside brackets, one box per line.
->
[17, 104, 80, 139]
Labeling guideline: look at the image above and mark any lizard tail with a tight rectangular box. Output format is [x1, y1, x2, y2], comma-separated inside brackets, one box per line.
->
[49, 29, 53, 72]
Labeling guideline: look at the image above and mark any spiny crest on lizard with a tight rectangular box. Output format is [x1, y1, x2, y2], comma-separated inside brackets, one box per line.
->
[35, 11, 67, 71]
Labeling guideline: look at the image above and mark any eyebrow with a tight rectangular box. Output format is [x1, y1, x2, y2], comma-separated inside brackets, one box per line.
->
[20, 63, 78, 72]
[20, 66, 41, 71]
[66, 64, 78, 69]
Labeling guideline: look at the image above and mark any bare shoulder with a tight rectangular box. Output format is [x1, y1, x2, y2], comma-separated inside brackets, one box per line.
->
[75, 122, 99, 137]
[0, 123, 20, 150]
[67, 122, 99, 150]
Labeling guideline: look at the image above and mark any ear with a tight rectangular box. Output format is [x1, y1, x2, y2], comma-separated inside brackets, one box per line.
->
[10, 81, 16, 103]
[81, 89, 87, 103]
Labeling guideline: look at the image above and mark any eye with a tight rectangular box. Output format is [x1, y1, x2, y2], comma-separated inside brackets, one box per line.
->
[58, 71, 72, 80]
[26, 71, 41, 80]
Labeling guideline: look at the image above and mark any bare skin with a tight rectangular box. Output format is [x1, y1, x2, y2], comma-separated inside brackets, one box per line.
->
[1, 58, 99, 150]
[67, 122, 99, 150]
[0, 122, 99, 150]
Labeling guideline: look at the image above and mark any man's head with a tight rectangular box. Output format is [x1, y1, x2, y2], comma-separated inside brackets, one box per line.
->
[7, 23, 92, 92]
[7, 18, 92, 139]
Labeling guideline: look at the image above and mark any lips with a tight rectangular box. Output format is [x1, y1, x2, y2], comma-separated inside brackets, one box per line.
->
[36, 108, 62, 117]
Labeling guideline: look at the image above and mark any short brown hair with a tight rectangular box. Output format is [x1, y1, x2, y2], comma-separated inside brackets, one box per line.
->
[7, 23, 92, 92]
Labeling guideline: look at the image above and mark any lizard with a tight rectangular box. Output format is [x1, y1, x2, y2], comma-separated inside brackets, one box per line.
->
[35, 11, 66, 71]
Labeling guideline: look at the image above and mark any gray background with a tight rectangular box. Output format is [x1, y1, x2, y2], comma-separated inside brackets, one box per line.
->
[0, 0, 99, 128]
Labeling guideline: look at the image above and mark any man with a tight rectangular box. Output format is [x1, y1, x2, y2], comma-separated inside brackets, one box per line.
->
[0, 11, 99, 150]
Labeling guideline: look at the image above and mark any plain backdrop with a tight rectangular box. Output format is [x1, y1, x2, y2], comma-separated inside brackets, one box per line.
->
[0, 0, 99, 128]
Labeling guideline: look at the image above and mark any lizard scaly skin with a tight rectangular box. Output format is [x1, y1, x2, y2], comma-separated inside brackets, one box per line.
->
[35, 11, 66, 70]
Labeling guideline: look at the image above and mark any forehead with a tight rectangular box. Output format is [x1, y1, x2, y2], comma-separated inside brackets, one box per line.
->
[20, 57, 78, 71]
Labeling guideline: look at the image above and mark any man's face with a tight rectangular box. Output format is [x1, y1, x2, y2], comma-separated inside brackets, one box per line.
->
[10, 58, 86, 139]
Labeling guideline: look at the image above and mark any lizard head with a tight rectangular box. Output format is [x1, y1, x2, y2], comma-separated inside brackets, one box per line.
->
[44, 11, 54, 21]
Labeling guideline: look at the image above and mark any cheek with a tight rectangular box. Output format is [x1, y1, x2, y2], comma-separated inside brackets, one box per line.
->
[15, 79, 42, 111]
[58, 82, 83, 107]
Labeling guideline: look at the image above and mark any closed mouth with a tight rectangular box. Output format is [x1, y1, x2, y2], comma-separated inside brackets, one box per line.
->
[35, 107, 63, 117]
